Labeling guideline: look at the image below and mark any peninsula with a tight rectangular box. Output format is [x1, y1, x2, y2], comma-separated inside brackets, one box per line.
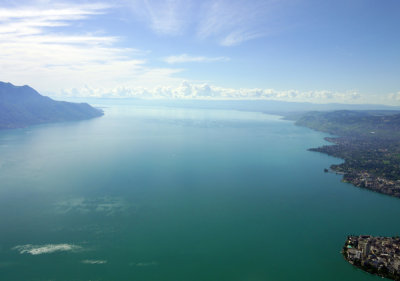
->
[343, 235, 400, 280]
[0, 82, 103, 130]
[296, 110, 400, 198]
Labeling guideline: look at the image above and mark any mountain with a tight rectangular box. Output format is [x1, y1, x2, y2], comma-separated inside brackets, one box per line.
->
[111, 99, 400, 114]
[0, 82, 103, 129]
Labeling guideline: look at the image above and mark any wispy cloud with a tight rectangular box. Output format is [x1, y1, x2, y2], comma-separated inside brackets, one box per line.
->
[0, 1, 183, 92]
[219, 30, 265, 47]
[125, 0, 285, 46]
[0, 2, 108, 20]
[196, 0, 272, 46]
[127, 0, 192, 35]
[164, 54, 230, 64]
[0, 2, 110, 39]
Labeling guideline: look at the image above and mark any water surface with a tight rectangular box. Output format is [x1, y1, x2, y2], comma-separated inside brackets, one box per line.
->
[0, 103, 399, 281]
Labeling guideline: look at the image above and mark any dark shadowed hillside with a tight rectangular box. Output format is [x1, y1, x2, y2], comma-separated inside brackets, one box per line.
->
[0, 82, 103, 129]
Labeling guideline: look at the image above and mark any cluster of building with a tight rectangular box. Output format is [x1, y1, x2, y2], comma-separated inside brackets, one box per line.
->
[343, 172, 400, 198]
[343, 235, 400, 280]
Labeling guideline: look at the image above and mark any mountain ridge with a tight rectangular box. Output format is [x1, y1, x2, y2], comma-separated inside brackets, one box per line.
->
[0, 82, 103, 129]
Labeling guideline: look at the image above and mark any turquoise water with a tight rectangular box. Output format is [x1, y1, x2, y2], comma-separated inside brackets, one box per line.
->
[0, 103, 399, 281]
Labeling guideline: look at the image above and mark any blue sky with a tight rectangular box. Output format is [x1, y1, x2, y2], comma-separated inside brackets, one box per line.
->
[0, 0, 399, 104]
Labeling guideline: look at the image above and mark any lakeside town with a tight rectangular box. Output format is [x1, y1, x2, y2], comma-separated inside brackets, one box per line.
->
[341, 171, 400, 198]
[343, 235, 400, 280]
[296, 111, 400, 199]
[295, 110, 400, 280]
[314, 136, 400, 199]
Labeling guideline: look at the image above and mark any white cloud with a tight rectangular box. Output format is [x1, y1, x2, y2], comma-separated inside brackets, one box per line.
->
[0, 1, 183, 93]
[388, 91, 400, 101]
[0, 3, 109, 21]
[56, 81, 381, 104]
[164, 54, 230, 64]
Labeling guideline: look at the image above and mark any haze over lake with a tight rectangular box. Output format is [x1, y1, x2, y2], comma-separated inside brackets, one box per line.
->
[1, 101, 399, 281]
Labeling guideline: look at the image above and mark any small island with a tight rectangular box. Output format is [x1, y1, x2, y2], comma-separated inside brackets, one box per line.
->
[343, 235, 400, 280]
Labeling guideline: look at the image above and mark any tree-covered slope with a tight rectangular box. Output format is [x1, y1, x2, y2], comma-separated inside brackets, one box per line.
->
[296, 110, 400, 139]
[0, 82, 103, 129]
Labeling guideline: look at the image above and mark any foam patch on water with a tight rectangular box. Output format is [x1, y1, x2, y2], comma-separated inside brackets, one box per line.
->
[130, 261, 158, 267]
[81, 259, 107, 264]
[13, 244, 81, 255]
[55, 196, 128, 216]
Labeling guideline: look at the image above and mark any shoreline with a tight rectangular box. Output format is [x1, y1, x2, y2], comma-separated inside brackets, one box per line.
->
[307, 136, 400, 199]
[342, 235, 400, 280]
[292, 116, 400, 200]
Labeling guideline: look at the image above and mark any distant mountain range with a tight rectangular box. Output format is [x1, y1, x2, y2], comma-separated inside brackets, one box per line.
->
[0, 82, 103, 129]
[82, 98, 399, 115]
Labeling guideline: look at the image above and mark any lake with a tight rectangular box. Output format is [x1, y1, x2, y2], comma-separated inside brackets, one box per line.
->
[0, 102, 399, 281]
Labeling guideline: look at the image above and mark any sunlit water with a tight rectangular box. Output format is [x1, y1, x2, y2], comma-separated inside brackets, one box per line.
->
[0, 102, 399, 281]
